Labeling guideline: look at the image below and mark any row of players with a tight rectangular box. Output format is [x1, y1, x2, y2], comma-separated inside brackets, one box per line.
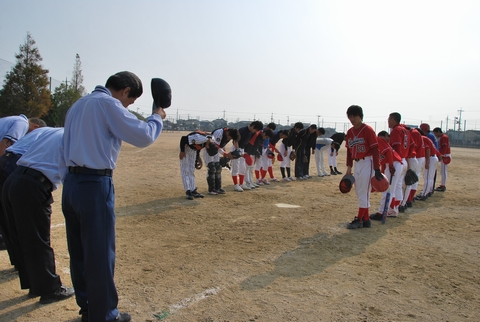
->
[179, 122, 345, 199]
[180, 106, 451, 231]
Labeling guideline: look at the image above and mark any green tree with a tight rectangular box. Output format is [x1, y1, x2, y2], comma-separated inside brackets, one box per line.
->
[45, 53, 86, 126]
[0, 32, 52, 117]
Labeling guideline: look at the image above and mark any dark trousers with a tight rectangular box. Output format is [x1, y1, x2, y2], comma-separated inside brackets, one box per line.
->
[304, 151, 311, 176]
[62, 172, 119, 322]
[294, 147, 306, 178]
[0, 152, 21, 265]
[2, 168, 61, 295]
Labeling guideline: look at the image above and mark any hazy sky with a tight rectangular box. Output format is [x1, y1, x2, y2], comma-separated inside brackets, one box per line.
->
[1, 0, 479, 131]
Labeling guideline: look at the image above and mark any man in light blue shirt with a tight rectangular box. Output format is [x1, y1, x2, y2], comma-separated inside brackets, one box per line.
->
[2, 128, 74, 304]
[0, 126, 50, 263]
[62, 71, 169, 322]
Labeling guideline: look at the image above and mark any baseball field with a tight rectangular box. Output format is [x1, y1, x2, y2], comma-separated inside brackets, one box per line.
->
[1, 131, 479, 321]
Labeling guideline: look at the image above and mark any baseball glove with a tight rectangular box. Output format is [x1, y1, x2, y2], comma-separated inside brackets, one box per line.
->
[266, 149, 275, 159]
[230, 149, 242, 159]
[404, 169, 419, 186]
[206, 142, 219, 156]
[195, 154, 203, 170]
[289, 151, 296, 161]
[219, 156, 231, 169]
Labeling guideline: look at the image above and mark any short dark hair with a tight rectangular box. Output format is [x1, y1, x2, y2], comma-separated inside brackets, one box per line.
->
[432, 127, 443, 134]
[378, 130, 389, 137]
[266, 122, 276, 131]
[227, 128, 239, 141]
[263, 128, 274, 139]
[346, 105, 363, 120]
[317, 127, 325, 135]
[279, 129, 289, 136]
[105, 71, 143, 98]
[389, 112, 401, 123]
[294, 122, 304, 130]
[250, 121, 264, 131]
[309, 124, 317, 130]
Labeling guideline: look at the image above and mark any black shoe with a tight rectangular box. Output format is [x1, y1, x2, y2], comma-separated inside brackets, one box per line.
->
[398, 205, 406, 213]
[80, 310, 88, 322]
[406, 201, 413, 208]
[215, 188, 226, 194]
[435, 186, 446, 192]
[416, 195, 427, 201]
[330, 170, 337, 175]
[370, 213, 383, 221]
[113, 312, 131, 322]
[186, 190, 194, 200]
[427, 192, 432, 198]
[335, 169, 343, 175]
[347, 217, 363, 229]
[39, 286, 74, 304]
[191, 189, 204, 198]
[28, 290, 39, 298]
[363, 219, 371, 228]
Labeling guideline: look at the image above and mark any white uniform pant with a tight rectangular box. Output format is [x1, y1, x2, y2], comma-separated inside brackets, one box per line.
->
[278, 144, 292, 168]
[422, 156, 438, 196]
[328, 149, 337, 167]
[230, 147, 245, 176]
[377, 161, 403, 213]
[402, 157, 421, 206]
[314, 146, 329, 175]
[354, 156, 374, 209]
[439, 154, 450, 186]
[180, 146, 197, 191]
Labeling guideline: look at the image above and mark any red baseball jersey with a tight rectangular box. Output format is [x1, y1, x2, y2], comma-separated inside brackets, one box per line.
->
[410, 128, 425, 158]
[389, 124, 410, 158]
[438, 134, 451, 155]
[346, 123, 378, 160]
[378, 138, 402, 167]
[423, 136, 441, 158]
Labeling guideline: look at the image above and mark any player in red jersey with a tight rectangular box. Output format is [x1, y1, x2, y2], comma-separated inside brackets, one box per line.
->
[401, 126, 425, 209]
[344, 105, 382, 229]
[432, 127, 451, 192]
[387, 112, 410, 216]
[370, 131, 404, 220]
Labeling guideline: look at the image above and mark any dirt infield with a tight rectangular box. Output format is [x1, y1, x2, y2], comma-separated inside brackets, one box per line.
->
[1, 131, 479, 321]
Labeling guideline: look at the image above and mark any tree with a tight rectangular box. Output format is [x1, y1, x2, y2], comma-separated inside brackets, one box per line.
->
[0, 32, 52, 117]
[44, 53, 86, 126]
[71, 53, 86, 96]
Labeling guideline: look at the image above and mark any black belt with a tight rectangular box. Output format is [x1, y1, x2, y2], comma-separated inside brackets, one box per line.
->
[69, 166, 113, 177]
[17, 166, 53, 192]
[4, 152, 20, 159]
[354, 158, 365, 162]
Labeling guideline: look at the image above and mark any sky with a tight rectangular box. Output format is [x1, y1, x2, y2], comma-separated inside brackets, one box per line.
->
[1, 0, 479, 132]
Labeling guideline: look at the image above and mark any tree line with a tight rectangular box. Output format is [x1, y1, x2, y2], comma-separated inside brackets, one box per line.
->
[0, 32, 86, 126]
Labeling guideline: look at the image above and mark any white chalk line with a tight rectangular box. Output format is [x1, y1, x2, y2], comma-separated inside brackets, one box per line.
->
[153, 287, 220, 319]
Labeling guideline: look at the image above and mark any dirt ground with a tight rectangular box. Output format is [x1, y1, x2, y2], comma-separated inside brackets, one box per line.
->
[1, 131, 479, 322]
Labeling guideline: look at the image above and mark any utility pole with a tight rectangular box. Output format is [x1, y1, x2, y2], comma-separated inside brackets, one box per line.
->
[317, 115, 321, 127]
[271, 113, 274, 123]
[457, 107, 463, 131]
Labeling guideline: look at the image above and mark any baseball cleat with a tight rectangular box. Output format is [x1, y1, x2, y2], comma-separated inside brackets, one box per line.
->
[370, 213, 383, 221]
[240, 183, 251, 190]
[233, 184, 244, 192]
[191, 189, 204, 198]
[347, 217, 363, 229]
